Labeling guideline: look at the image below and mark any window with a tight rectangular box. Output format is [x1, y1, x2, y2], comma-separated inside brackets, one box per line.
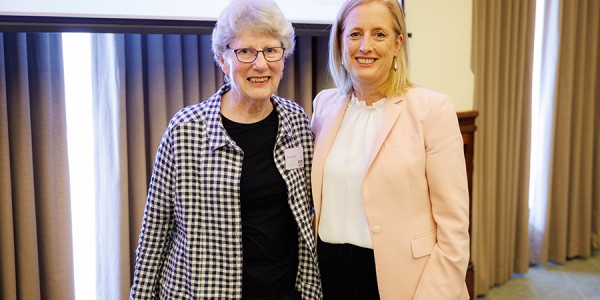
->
[63, 32, 97, 300]
[528, 0, 559, 261]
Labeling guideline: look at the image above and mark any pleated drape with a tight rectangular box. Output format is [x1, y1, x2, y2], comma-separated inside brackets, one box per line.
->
[91, 33, 331, 299]
[545, 0, 600, 263]
[471, 0, 536, 295]
[278, 35, 333, 116]
[0, 32, 74, 300]
[91, 33, 224, 299]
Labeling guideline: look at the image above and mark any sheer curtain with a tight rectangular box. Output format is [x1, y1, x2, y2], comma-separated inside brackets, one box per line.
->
[0, 32, 75, 300]
[528, 0, 559, 264]
[471, 0, 536, 295]
[91, 32, 330, 299]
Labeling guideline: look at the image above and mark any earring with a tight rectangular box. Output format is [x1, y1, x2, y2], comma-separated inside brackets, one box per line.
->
[393, 56, 398, 71]
[223, 74, 229, 84]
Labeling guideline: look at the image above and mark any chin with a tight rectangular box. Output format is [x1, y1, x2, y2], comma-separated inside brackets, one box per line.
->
[246, 91, 274, 101]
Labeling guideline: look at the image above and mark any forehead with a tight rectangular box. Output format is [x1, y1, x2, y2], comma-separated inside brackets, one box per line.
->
[344, 2, 394, 30]
[229, 29, 281, 48]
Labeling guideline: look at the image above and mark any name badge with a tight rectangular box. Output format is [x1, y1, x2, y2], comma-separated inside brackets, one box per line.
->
[285, 147, 304, 170]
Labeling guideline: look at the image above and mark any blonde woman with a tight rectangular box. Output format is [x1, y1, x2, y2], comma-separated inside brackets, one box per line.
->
[311, 0, 470, 298]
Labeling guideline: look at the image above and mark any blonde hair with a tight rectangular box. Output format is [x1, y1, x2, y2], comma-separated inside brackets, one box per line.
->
[328, 0, 412, 96]
[211, 0, 295, 64]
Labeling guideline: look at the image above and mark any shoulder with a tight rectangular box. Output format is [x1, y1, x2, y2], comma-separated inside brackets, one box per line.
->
[272, 96, 313, 145]
[312, 88, 348, 115]
[272, 95, 306, 116]
[404, 85, 451, 103]
[272, 95, 312, 133]
[166, 92, 221, 134]
[315, 88, 343, 98]
[403, 85, 455, 114]
[314, 88, 345, 104]
[401, 86, 461, 135]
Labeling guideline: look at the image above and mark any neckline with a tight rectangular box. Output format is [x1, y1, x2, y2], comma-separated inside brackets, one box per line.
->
[221, 108, 277, 127]
[350, 94, 387, 110]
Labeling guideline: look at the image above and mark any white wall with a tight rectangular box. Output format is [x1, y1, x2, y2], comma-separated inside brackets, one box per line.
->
[405, 0, 474, 111]
[0, 0, 345, 24]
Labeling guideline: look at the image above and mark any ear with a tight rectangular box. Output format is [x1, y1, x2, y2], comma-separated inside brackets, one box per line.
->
[217, 54, 230, 75]
[395, 33, 404, 53]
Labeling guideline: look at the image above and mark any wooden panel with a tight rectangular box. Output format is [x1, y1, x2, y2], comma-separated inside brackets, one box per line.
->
[457, 110, 478, 299]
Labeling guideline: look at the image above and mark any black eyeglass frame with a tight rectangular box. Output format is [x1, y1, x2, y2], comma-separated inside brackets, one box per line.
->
[226, 46, 286, 63]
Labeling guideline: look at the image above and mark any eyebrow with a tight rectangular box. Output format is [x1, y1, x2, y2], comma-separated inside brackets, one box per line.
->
[346, 22, 391, 30]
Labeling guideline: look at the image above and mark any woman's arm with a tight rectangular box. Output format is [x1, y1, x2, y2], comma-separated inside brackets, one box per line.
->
[129, 130, 177, 299]
[415, 95, 470, 299]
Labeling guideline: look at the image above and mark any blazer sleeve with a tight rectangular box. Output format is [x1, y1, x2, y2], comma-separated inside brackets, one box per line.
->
[414, 95, 470, 299]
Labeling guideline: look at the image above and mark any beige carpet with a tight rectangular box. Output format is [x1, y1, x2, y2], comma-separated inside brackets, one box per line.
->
[478, 250, 600, 299]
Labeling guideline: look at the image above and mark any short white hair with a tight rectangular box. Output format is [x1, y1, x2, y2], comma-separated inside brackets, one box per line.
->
[211, 0, 296, 64]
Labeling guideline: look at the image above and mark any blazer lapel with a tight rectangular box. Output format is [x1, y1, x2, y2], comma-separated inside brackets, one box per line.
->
[311, 94, 349, 231]
[366, 95, 404, 168]
[313, 97, 349, 170]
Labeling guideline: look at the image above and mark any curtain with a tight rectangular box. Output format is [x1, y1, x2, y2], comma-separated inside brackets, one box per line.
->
[528, 0, 559, 264]
[278, 35, 333, 116]
[471, 0, 536, 296]
[544, 0, 600, 263]
[91, 33, 331, 299]
[92, 33, 223, 299]
[0, 33, 74, 300]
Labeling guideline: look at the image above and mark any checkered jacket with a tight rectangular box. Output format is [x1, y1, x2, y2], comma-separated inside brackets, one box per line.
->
[129, 85, 322, 299]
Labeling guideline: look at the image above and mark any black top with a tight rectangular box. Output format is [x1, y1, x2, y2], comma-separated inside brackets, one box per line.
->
[222, 108, 299, 299]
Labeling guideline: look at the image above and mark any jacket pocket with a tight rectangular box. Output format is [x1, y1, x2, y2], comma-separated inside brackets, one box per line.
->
[409, 230, 437, 259]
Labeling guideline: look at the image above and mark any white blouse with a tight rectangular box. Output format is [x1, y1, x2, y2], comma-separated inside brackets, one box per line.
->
[318, 94, 386, 249]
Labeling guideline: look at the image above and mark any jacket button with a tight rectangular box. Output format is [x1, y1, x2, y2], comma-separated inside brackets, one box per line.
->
[372, 225, 381, 234]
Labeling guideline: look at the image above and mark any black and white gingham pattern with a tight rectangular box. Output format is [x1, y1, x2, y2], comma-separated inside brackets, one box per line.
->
[130, 85, 322, 299]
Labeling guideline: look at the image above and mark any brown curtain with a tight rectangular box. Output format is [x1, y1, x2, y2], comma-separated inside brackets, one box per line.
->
[471, 0, 536, 296]
[0, 33, 74, 300]
[545, 0, 600, 263]
[92, 33, 224, 299]
[278, 35, 333, 116]
[91, 33, 330, 299]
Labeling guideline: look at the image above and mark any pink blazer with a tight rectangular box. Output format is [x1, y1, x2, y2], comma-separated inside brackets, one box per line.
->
[311, 87, 470, 299]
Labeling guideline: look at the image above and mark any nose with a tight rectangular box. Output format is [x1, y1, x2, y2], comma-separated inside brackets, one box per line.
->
[252, 52, 269, 70]
[359, 36, 373, 53]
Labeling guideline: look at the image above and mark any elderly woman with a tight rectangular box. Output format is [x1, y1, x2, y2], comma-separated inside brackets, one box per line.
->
[311, 0, 470, 299]
[129, 0, 322, 299]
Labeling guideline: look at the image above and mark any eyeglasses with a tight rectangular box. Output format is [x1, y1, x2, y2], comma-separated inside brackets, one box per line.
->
[227, 46, 286, 63]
